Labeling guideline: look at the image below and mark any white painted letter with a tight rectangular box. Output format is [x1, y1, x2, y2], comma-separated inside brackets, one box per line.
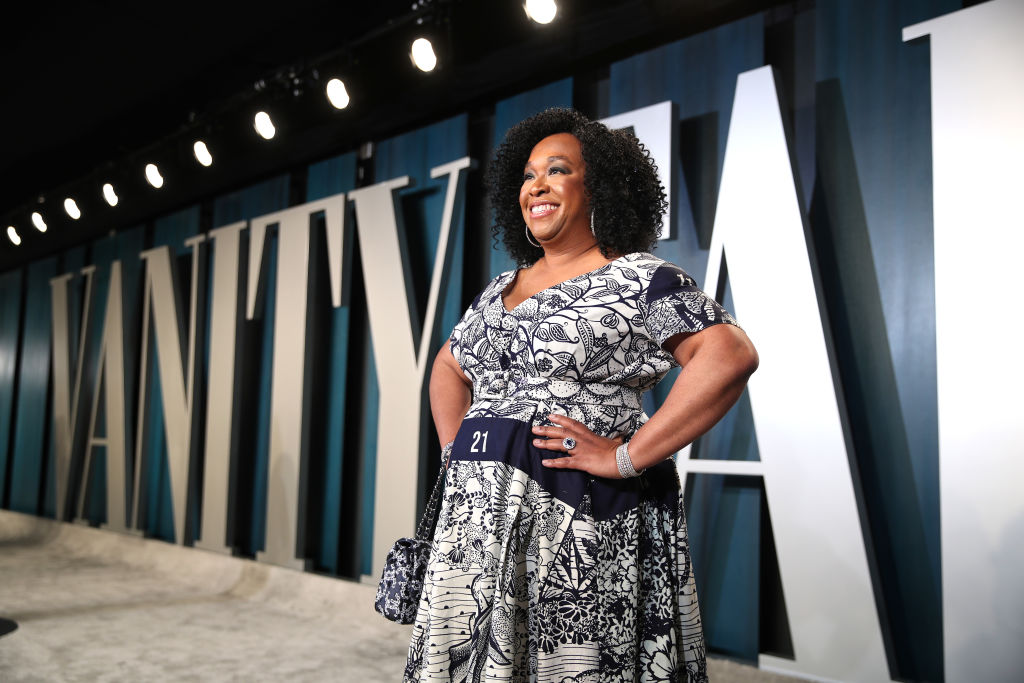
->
[601, 101, 674, 239]
[246, 195, 347, 569]
[134, 240, 206, 545]
[349, 157, 471, 578]
[678, 66, 892, 682]
[195, 221, 247, 554]
[49, 267, 95, 521]
[904, 2, 1024, 678]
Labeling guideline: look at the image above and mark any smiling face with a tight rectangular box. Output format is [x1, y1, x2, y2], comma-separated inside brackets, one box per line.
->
[519, 133, 590, 246]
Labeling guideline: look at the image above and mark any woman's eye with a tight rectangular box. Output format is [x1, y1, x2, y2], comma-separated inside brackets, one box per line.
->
[523, 172, 534, 182]
[549, 167, 566, 175]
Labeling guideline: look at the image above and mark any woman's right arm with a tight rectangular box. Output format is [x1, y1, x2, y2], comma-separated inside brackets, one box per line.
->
[429, 340, 473, 447]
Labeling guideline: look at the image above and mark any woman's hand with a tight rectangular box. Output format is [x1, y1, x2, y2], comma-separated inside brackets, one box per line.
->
[533, 414, 624, 479]
[535, 324, 758, 479]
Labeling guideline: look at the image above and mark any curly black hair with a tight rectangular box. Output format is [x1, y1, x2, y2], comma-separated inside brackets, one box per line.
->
[486, 107, 667, 266]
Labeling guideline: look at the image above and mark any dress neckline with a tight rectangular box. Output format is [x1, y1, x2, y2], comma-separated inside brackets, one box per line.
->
[499, 253, 631, 314]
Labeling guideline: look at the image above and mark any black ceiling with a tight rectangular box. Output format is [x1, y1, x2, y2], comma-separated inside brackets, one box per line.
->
[2, 1, 426, 215]
[1, 0, 781, 272]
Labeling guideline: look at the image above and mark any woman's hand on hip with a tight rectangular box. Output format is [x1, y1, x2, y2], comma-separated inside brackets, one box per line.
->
[533, 414, 623, 479]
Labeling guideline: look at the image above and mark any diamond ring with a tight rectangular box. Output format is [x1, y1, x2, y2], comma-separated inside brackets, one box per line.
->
[562, 437, 577, 451]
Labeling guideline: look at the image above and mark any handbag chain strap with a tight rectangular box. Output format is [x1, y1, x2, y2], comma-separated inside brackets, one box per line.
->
[414, 441, 454, 542]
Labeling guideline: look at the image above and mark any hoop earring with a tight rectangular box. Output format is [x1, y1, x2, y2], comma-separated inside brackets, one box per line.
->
[590, 210, 596, 236]
[525, 226, 541, 248]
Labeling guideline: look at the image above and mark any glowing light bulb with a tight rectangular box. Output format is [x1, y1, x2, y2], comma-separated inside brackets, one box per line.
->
[254, 111, 276, 139]
[103, 183, 119, 207]
[193, 140, 213, 167]
[64, 198, 81, 220]
[525, 0, 557, 24]
[7, 226, 21, 245]
[31, 211, 47, 232]
[145, 163, 164, 188]
[411, 38, 437, 72]
[326, 78, 350, 109]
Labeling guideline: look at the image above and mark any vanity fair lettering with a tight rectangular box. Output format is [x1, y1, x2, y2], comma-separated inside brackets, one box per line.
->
[43, 9, 1024, 676]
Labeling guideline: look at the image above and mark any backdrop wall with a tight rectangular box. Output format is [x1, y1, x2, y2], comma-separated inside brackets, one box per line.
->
[2, 1, 1022, 681]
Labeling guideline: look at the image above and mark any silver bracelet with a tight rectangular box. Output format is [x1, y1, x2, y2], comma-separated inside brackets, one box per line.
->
[616, 442, 643, 478]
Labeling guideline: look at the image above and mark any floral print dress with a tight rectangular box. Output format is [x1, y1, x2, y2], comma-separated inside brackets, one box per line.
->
[405, 252, 737, 682]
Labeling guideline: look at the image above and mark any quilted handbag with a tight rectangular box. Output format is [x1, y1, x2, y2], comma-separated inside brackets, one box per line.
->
[374, 444, 451, 624]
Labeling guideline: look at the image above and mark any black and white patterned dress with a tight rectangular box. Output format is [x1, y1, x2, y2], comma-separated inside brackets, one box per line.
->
[405, 252, 737, 682]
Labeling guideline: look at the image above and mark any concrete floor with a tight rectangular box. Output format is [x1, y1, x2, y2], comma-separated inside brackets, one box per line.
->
[0, 510, 799, 682]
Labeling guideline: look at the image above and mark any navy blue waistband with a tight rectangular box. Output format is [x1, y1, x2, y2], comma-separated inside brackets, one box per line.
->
[451, 416, 677, 521]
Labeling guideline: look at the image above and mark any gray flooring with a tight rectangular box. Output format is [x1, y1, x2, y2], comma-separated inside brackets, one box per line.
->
[0, 510, 799, 682]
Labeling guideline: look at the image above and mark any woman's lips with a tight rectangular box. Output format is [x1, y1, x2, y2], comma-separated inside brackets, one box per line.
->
[529, 202, 558, 217]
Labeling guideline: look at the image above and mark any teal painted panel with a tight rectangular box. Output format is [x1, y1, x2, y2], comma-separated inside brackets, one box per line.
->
[307, 152, 357, 201]
[686, 475, 761, 661]
[9, 257, 57, 513]
[0, 269, 23, 504]
[490, 78, 574, 278]
[212, 175, 291, 227]
[306, 151, 357, 574]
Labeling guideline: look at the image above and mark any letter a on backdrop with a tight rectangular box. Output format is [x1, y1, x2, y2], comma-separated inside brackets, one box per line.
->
[678, 66, 893, 682]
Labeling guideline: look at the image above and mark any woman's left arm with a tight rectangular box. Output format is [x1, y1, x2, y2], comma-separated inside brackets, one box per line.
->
[536, 324, 758, 477]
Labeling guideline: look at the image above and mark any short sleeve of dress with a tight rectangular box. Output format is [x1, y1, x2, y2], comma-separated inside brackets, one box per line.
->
[448, 291, 483, 368]
[643, 262, 738, 346]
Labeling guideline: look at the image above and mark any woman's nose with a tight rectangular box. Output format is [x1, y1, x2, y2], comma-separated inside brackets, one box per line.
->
[529, 176, 548, 195]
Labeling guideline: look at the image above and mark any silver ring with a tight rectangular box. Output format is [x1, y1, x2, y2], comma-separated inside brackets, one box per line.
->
[562, 437, 577, 451]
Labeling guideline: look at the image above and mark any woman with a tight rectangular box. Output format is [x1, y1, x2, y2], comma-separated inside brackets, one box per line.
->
[405, 108, 758, 682]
